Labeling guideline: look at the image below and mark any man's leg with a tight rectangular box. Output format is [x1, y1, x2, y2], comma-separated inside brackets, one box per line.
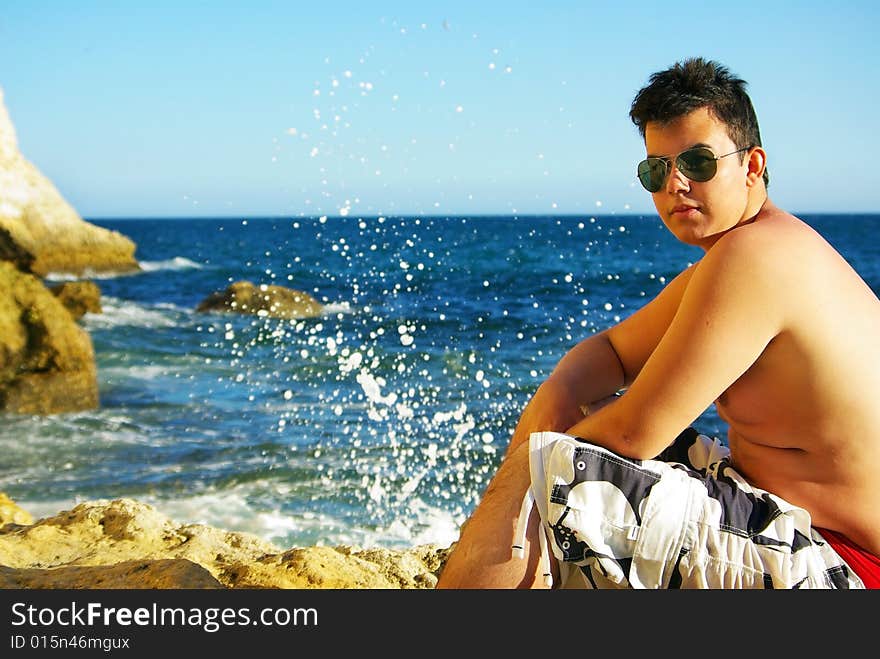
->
[436, 441, 557, 588]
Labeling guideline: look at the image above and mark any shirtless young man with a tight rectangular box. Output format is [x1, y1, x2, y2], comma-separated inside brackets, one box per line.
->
[437, 57, 880, 589]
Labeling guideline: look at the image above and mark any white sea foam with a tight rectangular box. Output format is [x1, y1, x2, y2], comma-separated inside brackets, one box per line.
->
[15, 492, 300, 549]
[45, 268, 140, 281]
[137, 491, 300, 547]
[139, 257, 204, 272]
[102, 364, 171, 381]
[19, 486, 463, 550]
[383, 497, 462, 547]
[44, 256, 203, 282]
[83, 296, 181, 329]
[322, 301, 354, 315]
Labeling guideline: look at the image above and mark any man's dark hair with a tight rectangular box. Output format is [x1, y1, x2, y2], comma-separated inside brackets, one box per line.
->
[630, 57, 769, 186]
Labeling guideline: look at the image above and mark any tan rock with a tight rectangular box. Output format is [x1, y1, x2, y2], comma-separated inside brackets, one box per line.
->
[196, 281, 323, 319]
[0, 224, 35, 272]
[0, 87, 139, 277]
[0, 262, 98, 414]
[0, 497, 450, 589]
[0, 492, 33, 526]
[224, 544, 451, 589]
[0, 559, 224, 589]
[49, 280, 103, 320]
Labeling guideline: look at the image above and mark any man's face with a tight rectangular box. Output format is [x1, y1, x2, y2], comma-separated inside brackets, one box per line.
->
[643, 107, 752, 250]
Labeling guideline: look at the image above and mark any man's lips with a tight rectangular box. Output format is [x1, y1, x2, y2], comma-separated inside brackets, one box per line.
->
[670, 204, 700, 216]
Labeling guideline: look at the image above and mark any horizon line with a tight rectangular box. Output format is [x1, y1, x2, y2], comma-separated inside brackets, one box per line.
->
[85, 210, 880, 222]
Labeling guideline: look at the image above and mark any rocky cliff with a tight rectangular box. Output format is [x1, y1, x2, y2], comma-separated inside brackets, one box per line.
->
[0, 87, 139, 277]
[0, 87, 140, 414]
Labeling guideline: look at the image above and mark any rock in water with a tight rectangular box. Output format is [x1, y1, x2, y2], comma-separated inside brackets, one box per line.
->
[196, 280, 323, 319]
[0, 261, 99, 414]
[49, 280, 103, 320]
[0, 86, 139, 277]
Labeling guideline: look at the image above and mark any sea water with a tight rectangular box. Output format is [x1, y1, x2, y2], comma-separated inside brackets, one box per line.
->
[1, 213, 877, 550]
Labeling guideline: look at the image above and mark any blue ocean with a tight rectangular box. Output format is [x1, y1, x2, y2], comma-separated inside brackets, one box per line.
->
[2, 213, 877, 550]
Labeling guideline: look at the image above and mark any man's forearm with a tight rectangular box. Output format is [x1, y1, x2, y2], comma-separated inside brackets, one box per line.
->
[507, 332, 626, 454]
[548, 331, 627, 408]
[579, 391, 622, 416]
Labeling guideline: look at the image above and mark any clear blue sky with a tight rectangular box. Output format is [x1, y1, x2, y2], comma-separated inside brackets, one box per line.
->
[1, 1, 877, 218]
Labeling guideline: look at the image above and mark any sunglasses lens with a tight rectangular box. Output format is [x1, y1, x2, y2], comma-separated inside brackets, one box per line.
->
[637, 158, 666, 192]
[676, 147, 717, 182]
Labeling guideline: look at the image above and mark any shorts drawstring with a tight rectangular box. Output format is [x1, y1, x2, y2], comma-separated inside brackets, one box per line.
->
[512, 486, 554, 587]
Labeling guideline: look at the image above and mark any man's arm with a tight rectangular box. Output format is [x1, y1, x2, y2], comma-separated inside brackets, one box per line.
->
[506, 263, 698, 456]
[506, 331, 624, 455]
[564, 228, 787, 459]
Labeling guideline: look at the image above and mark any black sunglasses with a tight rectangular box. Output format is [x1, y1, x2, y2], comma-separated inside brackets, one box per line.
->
[637, 146, 751, 193]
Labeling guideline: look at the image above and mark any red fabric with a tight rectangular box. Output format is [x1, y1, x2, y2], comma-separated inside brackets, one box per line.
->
[816, 528, 880, 589]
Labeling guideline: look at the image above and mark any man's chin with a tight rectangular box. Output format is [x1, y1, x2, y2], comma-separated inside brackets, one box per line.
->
[664, 223, 715, 249]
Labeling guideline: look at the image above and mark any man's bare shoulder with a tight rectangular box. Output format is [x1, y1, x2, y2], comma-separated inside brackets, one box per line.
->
[719, 206, 813, 248]
[701, 205, 832, 283]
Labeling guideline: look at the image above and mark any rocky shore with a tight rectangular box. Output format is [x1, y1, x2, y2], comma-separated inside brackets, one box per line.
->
[0, 495, 451, 589]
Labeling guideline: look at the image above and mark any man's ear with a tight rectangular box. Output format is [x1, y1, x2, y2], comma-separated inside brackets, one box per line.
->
[745, 146, 767, 186]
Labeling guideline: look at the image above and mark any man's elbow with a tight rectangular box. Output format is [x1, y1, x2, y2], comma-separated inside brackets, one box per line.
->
[574, 407, 667, 461]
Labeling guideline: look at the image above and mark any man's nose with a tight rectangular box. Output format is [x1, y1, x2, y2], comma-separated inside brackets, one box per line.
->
[664, 162, 690, 193]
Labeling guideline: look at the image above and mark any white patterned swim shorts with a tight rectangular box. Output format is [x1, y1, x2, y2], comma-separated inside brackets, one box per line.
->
[515, 428, 863, 589]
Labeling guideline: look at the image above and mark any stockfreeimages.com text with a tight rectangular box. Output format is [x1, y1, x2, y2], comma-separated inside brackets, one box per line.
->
[10, 601, 317, 633]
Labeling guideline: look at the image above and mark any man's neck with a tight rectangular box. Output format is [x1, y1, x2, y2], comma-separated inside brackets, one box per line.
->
[739, 186, 770, 227]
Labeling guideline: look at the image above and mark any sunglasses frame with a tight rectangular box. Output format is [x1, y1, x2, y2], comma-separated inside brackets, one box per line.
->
[637, 146, 751, 193]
